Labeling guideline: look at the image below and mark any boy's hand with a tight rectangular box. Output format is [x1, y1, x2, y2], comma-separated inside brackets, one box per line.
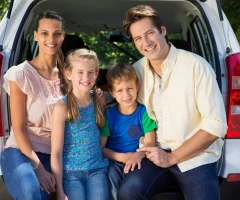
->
[124, 152, 145, 173]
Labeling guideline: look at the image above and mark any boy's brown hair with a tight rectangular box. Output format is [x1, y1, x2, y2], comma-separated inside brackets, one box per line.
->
[106, 63, 139, 91]
[123, 5, 165, 37]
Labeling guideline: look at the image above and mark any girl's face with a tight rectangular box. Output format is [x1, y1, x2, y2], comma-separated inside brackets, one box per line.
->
[66, 59, 99, 93]
[34, 18, 64, 56]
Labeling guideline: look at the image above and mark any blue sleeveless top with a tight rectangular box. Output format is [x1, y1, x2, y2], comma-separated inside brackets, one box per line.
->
[62, 95, 108, 171]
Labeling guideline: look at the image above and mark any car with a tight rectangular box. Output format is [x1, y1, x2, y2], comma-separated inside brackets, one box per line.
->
[0, 0, 240, 199]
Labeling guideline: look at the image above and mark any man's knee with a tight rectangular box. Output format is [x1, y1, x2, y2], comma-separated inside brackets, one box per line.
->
[119, 180, 146, 200]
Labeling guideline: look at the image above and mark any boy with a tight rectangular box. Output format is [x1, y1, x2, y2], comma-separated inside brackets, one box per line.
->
[100, 63, 156, 200]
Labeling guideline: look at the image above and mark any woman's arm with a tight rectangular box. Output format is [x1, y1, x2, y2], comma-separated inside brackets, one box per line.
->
[10, 81, 55, 193]
[51, 101, 67, 199]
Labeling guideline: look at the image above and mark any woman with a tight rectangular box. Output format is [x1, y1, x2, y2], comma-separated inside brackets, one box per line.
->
[1, 11, 65, 200]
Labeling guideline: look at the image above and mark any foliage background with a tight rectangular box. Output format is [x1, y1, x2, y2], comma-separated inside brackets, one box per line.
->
[0, 0, 239, 42]
[0, 0, 240, 42]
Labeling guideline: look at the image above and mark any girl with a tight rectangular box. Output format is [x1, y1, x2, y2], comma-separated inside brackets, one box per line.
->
[0, 11, 66, 200]
[51, 49, 109, 200]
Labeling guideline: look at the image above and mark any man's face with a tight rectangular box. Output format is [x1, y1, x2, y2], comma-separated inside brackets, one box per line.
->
[130, 17, 169, 62]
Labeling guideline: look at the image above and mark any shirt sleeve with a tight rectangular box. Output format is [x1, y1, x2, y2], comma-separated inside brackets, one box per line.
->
[100, 117, 110, 136]
[142, 111, 157, 134]
[195, 58, 227, 138]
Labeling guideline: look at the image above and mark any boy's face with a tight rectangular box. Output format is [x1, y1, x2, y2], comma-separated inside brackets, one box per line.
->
[110, 79, 139, 109]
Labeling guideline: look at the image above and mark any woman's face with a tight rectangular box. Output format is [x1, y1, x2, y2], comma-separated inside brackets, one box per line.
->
[34, 18, 65, 56]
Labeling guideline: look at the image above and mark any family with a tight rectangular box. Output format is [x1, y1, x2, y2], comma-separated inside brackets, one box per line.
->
[0, 4, 227, 200]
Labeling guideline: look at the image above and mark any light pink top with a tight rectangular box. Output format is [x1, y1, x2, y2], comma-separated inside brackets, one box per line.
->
[3, 61, 63, 154]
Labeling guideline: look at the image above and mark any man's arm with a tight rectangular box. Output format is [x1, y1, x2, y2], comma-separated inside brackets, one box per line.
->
[138, 129, 218, 168]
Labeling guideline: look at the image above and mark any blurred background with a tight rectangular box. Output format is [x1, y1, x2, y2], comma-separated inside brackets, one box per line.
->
[0, 0, 239, 42]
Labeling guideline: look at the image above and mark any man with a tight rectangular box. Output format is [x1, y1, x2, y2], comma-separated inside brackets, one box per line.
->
[118, 5, 227, 200]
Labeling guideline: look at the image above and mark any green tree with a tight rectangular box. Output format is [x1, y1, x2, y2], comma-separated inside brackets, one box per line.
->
[0, 0, 10, 20]
[221, 0, 240, 42]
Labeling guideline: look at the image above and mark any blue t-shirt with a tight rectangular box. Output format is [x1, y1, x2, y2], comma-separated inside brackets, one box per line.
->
[101, 103, 156, 153]
[62, 95, 108, 171]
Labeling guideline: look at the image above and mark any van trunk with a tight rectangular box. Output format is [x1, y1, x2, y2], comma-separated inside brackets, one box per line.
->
[1, 0, 240, 199]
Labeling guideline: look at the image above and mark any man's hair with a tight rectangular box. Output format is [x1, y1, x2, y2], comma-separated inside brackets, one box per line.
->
[123, 5, 165, 37]
[106, 63, 139, 91]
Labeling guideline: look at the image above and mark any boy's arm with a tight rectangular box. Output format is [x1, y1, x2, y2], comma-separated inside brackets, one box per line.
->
[100, 116, 134, 163]
[103, 147, 133, 163]
[51, 101, 67, 199]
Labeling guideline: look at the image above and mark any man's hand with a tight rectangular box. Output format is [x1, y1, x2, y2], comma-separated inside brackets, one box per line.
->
[137, 147, 175, 168]
[96, 88, 106, 105]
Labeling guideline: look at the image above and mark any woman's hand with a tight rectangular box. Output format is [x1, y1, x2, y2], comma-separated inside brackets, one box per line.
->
[35, 164, 56, 194]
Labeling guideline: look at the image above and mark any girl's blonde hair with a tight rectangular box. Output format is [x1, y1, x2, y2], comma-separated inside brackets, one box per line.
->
[63, 48, 104, 128]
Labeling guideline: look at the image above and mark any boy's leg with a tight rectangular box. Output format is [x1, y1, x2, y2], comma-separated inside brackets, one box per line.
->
[107, 160, 125, 200]
[119, 158, 171, 200]
[63, 171, 86, 200]
[169, 162, 220, 200]
[87, 167, 109, 200]
[1, 148, 41, 200]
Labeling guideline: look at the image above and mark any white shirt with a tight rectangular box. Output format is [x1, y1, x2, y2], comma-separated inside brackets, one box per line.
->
[134, 45, 227, 172]
[150, 73, 170, 149]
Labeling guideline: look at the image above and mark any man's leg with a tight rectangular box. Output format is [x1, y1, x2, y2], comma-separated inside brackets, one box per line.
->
[170, 162, 219, 200]
[119, 158, 171, 200]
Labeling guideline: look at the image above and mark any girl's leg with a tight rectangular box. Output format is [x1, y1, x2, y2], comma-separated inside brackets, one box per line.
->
[87, 167, 109, 200]
[63, 171, 86, 200]
[0, 148, 41, 200]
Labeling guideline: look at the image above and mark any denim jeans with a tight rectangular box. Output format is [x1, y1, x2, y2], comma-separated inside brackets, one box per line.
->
[107, 159, 126, 200]
[0, 148, 52, 200]
[63, 167, 109, 200]
[118, 158, 220, 200]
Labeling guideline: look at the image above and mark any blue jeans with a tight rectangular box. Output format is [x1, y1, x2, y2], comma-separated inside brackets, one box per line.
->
[119, 158, 220, 200]
[0, 148, 52, 200]
[63, 167, 109, 200]
[107, 160, 126, 200]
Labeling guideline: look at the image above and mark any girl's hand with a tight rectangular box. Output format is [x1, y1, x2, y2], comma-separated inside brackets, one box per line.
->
[35, 164, 56, 194]
[124, 152, 145, 173]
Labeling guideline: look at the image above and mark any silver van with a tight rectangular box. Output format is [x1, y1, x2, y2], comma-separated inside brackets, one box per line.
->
[0, 0, 240, 199]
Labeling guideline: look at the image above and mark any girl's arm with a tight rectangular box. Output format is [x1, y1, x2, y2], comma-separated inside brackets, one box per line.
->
[51, 101, 67, 199]
[10, 81, 55, 193]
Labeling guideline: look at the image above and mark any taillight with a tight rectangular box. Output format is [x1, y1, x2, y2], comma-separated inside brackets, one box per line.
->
[226, 52, 240, 138]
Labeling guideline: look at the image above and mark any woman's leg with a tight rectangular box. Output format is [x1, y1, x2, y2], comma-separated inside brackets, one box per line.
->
[63, 171, 86, 200]
[0, 148, 41, 200]
[87, 167, 109, 200]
